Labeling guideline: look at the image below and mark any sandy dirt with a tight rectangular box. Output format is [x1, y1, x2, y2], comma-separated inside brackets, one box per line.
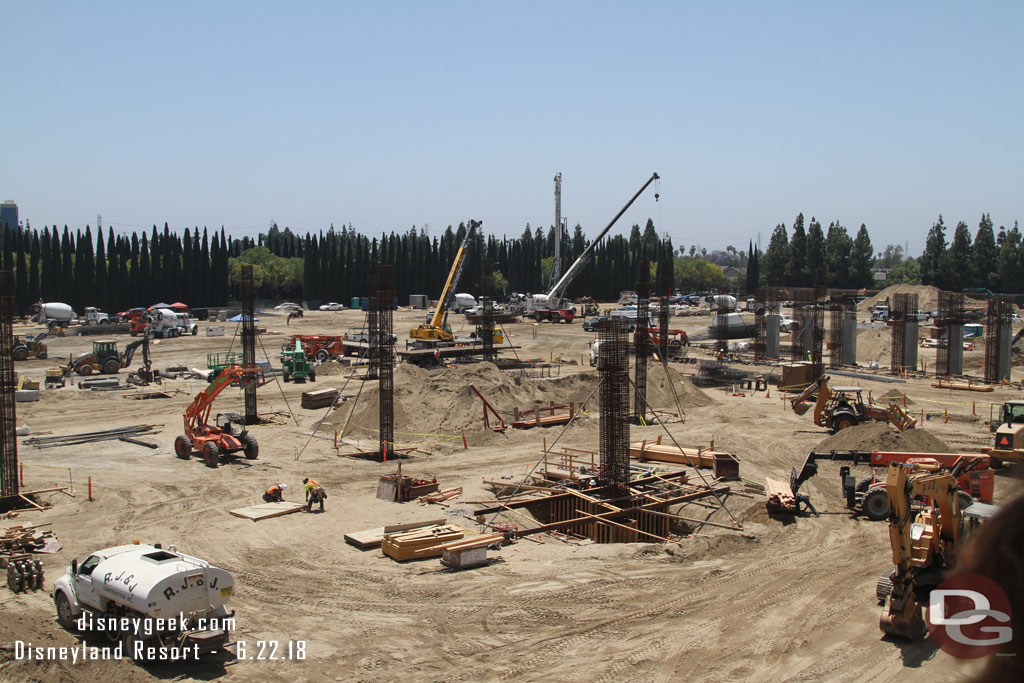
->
[1, 305, 1021, 682]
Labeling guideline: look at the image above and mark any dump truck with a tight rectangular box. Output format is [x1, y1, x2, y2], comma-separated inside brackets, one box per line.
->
[790, 375, 915, 433]
[52, 542, 235, 660]
[983, 399, 1024, 467]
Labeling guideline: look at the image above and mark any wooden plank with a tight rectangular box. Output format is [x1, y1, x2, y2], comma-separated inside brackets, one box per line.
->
[229, 502, 305, 521]
[572, 509, 671, 542]
[630, 441, 738, 468]
[765, 477, 796, 512]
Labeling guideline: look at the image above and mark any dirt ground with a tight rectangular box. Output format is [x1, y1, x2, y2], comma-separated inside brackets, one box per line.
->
[1, 304, 1022, 682]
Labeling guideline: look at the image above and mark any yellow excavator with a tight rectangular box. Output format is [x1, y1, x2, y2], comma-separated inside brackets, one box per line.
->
[409, 220, 503, 348]
[790, 375, 915, 434]
[877, 461, 994, 639]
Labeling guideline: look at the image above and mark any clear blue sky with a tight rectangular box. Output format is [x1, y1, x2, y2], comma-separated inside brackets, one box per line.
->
[3, 1, 1021, 255]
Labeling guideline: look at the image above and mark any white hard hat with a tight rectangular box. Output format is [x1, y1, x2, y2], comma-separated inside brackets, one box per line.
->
[279, 483, 288, 489]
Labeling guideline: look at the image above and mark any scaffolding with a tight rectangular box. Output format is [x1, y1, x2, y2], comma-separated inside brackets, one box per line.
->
[890, 293, 917, 374]
[240, 264, 258, 424]
[598, 318, 630, 490]
[0, 271, 17, 500]
[633, 259, 650, 425]
[984, 297, 1013, 383]
[936, 291, 966, 377]
[370, 263, 395, 459]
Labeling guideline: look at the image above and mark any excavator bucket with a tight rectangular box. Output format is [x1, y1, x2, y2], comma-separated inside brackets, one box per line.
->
[880, 594, 927, 639]
[886, 404, 916, 432]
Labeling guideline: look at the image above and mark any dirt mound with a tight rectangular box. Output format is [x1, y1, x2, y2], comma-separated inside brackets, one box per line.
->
[880, 388, 914, 406]
[813, 421, 950, 453]
[328, 361, 714, 451]
[857, 284, 941, 315]
[856, 327, 892, 365]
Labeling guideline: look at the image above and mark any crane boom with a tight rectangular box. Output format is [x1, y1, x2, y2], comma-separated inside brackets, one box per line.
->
[183, 365, 263, 432]
[436, 219, 480, 328]
[542, 172, 659, 308]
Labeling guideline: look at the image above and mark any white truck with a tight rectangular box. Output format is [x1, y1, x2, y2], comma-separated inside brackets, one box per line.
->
[33, 302, 76, 328]
[82, 307, 111, 325]
[53, 543, 235, 660]
[150, 308, 183, 338]
[173, 311, 199, 336]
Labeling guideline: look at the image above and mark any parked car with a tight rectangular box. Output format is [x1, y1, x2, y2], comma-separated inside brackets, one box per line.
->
[275, 302, 301, 311]
[319, 302, 345, 311]
[1012, 313, 1023, 323]
[582, 316, 609, 332]
[779, 315, 796, 332]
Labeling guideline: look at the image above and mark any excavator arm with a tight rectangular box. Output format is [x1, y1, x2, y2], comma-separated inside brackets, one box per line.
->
[183, 365, 263, 432]
[881, 462, 961, 639]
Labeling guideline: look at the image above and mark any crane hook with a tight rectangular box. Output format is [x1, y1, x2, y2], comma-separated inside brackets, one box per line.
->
[654, 193, 660, 202]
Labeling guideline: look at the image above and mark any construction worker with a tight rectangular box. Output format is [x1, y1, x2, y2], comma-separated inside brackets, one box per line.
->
[795, 493, 819, 516]
[680, 330, 689, 347]
[304, 477, 326, 513]
[263, 483, 287, 503]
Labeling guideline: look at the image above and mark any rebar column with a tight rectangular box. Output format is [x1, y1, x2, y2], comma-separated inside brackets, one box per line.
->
[240, 264, 258, 424]
[370, 263, 395, 459]
[598, 318, 630, 490]
[478, 259, 496, 361]
[985, 297, 1012, 383]
[633, 259, 650, 425]
[656, 258, 673, 360]
[936, 291, 965, 377]
[827, 292, 857, 369]
[0, 272, 18, 499]
[755, 288, 780, 361]
[890, 293, 917, 374]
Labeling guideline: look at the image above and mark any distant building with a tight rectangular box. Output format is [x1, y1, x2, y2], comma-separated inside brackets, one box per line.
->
[721, 265, 745, 282]
[872, 268, 890, 284]
[0, 200, 17, 231]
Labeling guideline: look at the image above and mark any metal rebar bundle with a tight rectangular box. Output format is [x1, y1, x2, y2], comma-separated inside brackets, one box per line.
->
[25, 425, 160, 449]
[240, 264, 258, 424]
[984, 297, 1013, 383]
[827, 292, 857, 369]
[598, 317, 630, 490]
[371, 263, 395, 459]
[890, 292, 917, 374]
[633, 259, 650, 425]
[753, 288, 780, 361]
[0, 271, 17, 498]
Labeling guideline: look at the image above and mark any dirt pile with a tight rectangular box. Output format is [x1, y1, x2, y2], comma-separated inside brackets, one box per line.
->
[813, 421, 950, 453]
[880, 388, 914, 406]
[857, 327, 892, 365]
[857, 284, 941, 315]
[328, 361, 713, 451]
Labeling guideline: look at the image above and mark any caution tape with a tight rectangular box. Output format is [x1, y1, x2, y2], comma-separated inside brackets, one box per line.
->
[18, 462, 73, 471]
[342, 423, 462, 439]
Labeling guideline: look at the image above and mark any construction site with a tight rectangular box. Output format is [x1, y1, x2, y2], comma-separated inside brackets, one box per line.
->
[0, 220, 1022, 682]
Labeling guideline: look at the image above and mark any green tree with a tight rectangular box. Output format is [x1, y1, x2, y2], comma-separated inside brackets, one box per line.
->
[787, 213, 807, 286]
[851, 224, 874, 288]
[945, 221, 972, 291]
[824, 221, 853, 288]
[761, 224, 789, 285]
[889, 257, 921, 284]
[806, 217, 825, 282]
[920, 216, 948, 287]
[997, 223, 1022, 292]
[970, 214, 997, 290]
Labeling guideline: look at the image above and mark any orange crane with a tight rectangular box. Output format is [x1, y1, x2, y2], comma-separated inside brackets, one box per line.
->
[174, 365, 264, 468]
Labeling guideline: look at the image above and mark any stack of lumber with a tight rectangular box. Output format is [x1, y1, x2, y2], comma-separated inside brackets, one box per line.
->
[764, 477, 796, 513]
[439, 534, 505, 569]
[418, 487, 462, 506]
[344, 519, 446, 549]
[630, 439, 740, 478]
[302, 387, 340, 409]
[381, 524, 465, 561]
[0, 524, 61, 557]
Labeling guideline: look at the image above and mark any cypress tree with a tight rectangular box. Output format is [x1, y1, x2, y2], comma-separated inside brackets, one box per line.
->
[15, 228, 28, 314]
[200, 228, 211, 304]
[139, 233, 152, 305]
[150, 226, 162, 304]
[94, 228, 107, 312]
[118, 237, 131, 311]
[182, 228, 193, 303]
[29, 230, 40, 306]
[61, 227, 73, 306]
[129, 233, 140, 304]
[81, 226, 95, 307]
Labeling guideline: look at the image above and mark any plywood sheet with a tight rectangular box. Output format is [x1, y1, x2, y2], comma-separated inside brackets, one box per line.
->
[229, 501, 306, 521]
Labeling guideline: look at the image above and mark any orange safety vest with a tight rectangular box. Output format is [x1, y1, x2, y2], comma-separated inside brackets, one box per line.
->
[267, 485, 281, 496]
[305, 479, 321, 492]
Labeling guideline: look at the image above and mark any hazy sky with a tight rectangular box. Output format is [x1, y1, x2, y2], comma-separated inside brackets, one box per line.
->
[3, 1, 1021, 255]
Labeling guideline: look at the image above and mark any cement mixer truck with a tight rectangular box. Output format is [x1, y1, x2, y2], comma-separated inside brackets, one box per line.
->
[52, 543, 235, 661]
[33, 301, 77, 328]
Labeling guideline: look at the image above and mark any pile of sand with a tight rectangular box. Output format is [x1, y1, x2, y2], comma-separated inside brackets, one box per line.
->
[857, 285, 941, 316]
[813, 421, 950, 453]
[328, 361, 714, 451]
[880, 388, 915, 406]
[856, 327, 892, 365]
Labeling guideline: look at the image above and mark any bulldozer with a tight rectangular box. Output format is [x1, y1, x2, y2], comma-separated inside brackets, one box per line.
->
[983, 399, 1024, 467]
[12, 331, 53, 361]
[877, 461, 996, 639]
[790, 375, 915, 434]
[65, 338, 150, 376]
[174, 364, 264, 468]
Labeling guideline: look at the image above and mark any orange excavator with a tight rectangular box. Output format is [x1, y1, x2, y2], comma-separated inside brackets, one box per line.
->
[790, 376, 915, 433]
[877, 461, 995, 638]
[174, 365, 264, 468]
